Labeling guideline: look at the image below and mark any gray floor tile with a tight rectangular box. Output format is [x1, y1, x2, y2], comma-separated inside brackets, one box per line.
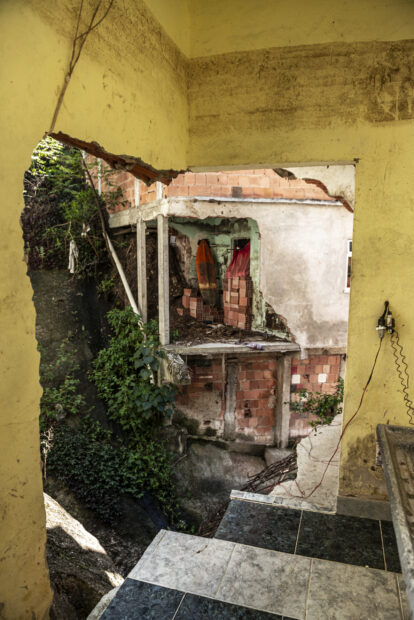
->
[128, 530, 167, 578]
[101, 579, 184, 619]
[306, 559, 401, 619]
[217, 544, 311, 619]
[296, 511, 384, 569]
[133, 531, 235, 598]
[215, 500, 301, 553]
[175, 593, 286, 618]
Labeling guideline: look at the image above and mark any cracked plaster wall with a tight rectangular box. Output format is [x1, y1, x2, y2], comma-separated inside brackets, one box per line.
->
[168, 203, 353, 347]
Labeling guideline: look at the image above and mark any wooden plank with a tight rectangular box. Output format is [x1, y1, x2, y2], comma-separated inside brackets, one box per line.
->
[275, 353, 294, 448]
[157, 214, 169, 345]
[136, 218, 147, 322]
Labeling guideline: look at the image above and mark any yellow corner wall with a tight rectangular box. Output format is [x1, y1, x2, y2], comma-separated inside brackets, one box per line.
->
[146, 0, 190, 58]
[0, 0, 188, 616]
[2, 0, 414, 615]
[187, 37, 414, 499]
[189, 0, 414, 57]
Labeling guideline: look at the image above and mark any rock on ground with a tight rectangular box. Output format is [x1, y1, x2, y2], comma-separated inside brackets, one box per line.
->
[173, 439, 266, 525]
[45, 492, 146, 619]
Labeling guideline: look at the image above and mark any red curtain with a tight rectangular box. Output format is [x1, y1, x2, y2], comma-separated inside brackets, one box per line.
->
[225, 242, 250, 278]
[196, 240, 217, 306]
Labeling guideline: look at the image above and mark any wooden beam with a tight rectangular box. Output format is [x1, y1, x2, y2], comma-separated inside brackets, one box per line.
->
[157, 214, 169, 345]
[275, 353, 294, 448]
[136, 218, 147, 322]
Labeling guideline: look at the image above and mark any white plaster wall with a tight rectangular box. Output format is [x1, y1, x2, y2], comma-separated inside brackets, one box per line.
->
[256, 204, 353, 348]
[111, 198, 353, 348]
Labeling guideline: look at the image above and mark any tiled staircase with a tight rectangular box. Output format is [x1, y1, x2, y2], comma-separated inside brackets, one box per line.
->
[98, 499, 409, 619]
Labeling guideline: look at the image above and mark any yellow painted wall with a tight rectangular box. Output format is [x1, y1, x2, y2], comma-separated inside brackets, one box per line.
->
[189, 0, 414, 57]
[187, 37, 414, 499]
[2, 0, 414, 615]
[0, 0, 187, 616]
[146, 0, 190, 58]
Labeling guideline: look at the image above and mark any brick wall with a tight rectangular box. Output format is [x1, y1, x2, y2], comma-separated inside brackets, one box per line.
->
[180, 277, 254, 329]
[166, 169, 334, 202]
[289, 354, 343, 438]
[223, 276, 253, 329]
[234, 356, 277, 444]
[175, 354, 278, 445]
[180, 288, 223, 321]
[92, 161, 336, 214]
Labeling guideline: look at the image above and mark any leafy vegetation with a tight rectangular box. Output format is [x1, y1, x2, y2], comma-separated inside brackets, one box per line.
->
[46, 420, 177, 524]
[91, 308, 176, 439]
[39, 342, 87, 433]
[22, 136, 128, 280]
[28, 138, 181, 525]
[40, 309, 179, 525]
[289, 378, 344, 428]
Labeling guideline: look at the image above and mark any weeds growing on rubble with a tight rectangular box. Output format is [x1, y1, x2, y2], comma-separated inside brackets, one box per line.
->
[289, 378, 344, 428]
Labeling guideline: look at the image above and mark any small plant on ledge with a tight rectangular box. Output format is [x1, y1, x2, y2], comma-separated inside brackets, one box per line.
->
[289, 378, 344, 429]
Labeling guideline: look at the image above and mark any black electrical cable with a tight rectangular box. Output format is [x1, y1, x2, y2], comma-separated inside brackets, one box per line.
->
[391, 330, 414, 425]
[281, 337, 383, 500]
[277, 321, 414, 501]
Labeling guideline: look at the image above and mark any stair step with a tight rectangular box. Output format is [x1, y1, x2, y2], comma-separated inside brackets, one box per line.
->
[215, 499, 401, 571]
[100, 530, 408, 619]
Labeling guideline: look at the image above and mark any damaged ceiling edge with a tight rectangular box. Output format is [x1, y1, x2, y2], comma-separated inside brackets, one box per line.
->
[50, 131, 186, 185]
[302, 178, 354, 213]
[274, 165, 355, 213]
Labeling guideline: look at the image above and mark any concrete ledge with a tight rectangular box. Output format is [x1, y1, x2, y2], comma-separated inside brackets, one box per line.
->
[336, 495, 392, 521]
[164, 342, 300, 356]
[230, 489, 334, 514]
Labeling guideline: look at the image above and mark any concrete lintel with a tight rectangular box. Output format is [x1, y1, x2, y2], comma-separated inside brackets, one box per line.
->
[157, 214, 169, 345]
[164, 342, 300, 356]
[108, 195, 343, 229]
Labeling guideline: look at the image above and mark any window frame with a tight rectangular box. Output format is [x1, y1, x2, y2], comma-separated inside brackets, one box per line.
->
[345, 239, 352, 292]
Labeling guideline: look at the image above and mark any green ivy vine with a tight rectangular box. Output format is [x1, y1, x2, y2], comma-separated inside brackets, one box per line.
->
[41, 308, 180, 525]
[91, 307, 176, 440]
